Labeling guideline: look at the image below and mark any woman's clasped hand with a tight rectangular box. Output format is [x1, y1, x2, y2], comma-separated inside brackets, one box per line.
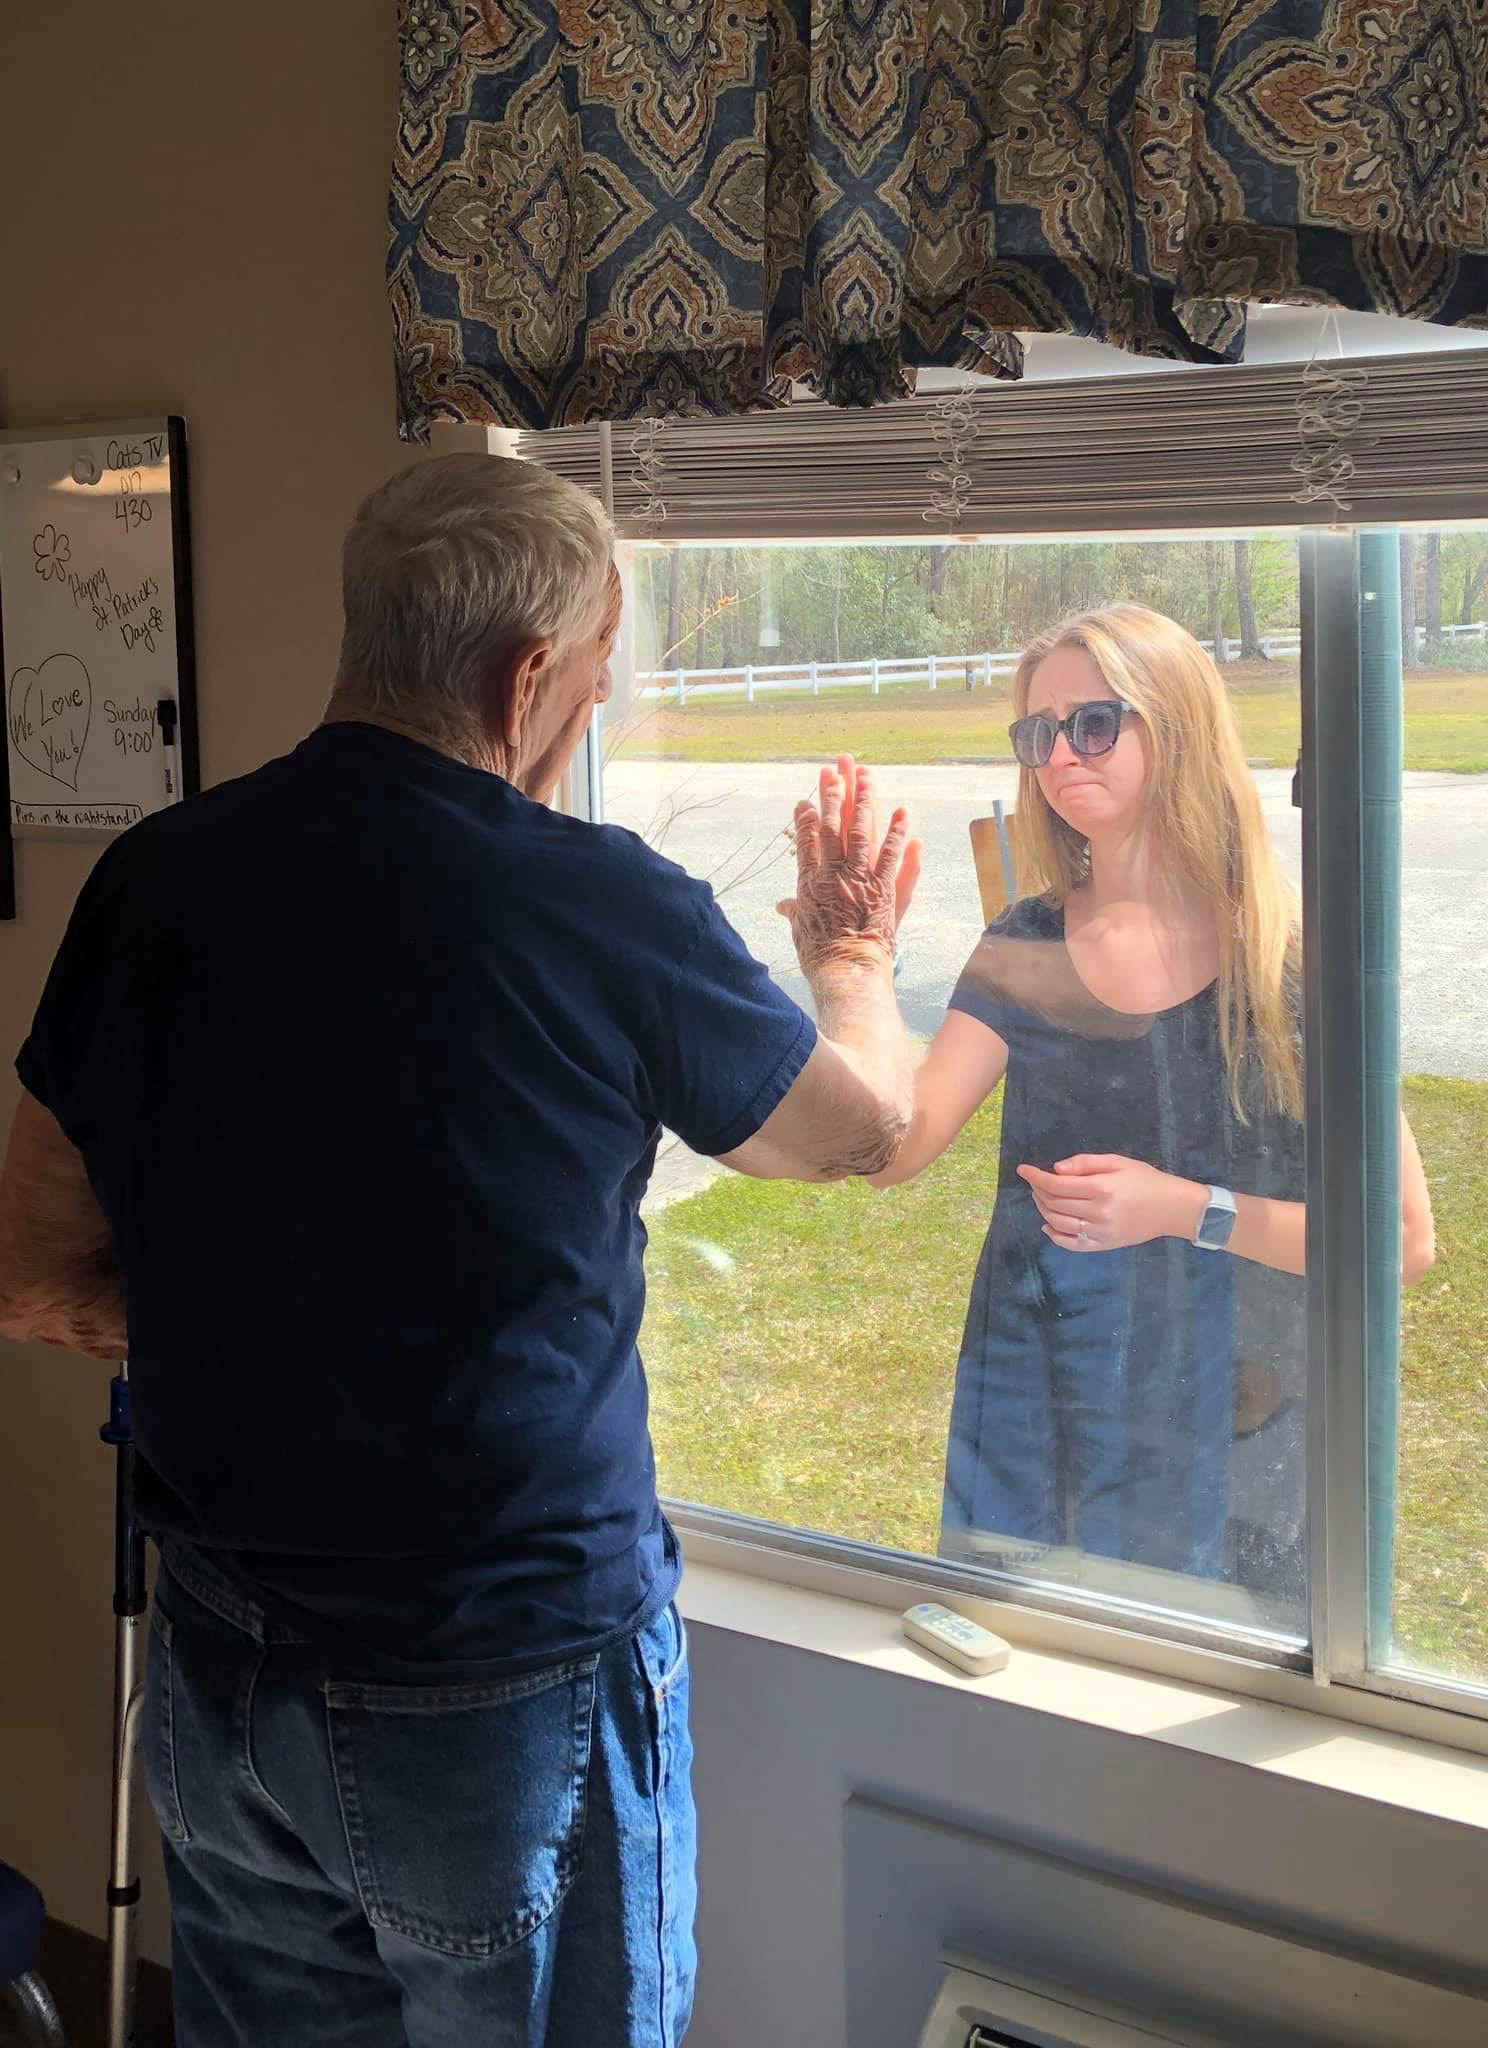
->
[1017, 1154, 1208, 1253]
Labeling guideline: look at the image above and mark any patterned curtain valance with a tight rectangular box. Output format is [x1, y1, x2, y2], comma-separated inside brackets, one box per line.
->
[389, 1, 1488, 441]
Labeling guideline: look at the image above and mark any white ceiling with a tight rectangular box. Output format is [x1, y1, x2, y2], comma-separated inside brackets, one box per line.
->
[907, 305, 1488, 394]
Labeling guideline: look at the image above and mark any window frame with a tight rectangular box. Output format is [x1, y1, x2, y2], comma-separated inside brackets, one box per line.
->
[1301, 528, 1488, 1727]
[1301, 527, 1369, 1692]
[579, 516, 1488, 1742]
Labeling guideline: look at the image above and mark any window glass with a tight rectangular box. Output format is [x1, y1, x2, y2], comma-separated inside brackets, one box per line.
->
[1370, 527, 1488, 1690]
[609, 537, 1311, 1643]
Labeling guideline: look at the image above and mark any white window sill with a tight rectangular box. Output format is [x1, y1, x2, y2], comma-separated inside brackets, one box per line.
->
[676, 1542, 1488, 1835]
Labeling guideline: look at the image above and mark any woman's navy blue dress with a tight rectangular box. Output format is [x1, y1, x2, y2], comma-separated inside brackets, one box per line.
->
[941, 896, 1306, 1600]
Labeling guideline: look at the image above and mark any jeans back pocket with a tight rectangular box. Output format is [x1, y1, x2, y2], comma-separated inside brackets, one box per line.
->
[324, 1654, 599, 1959]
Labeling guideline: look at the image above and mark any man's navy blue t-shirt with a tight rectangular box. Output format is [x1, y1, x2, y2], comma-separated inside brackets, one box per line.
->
[18, 723, 816, 1674]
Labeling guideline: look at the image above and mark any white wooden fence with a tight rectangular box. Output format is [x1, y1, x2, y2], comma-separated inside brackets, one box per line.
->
[638, 651, 1014, 705]
[634, 619, 1484, 705]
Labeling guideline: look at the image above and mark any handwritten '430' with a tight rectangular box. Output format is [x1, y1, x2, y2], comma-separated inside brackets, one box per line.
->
[114, 469, 152, 533]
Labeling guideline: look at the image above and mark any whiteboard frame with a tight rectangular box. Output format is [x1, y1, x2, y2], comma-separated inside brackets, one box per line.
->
[0, 414, 199, 879]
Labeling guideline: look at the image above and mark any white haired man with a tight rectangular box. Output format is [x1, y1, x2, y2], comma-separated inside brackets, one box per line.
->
[0, 455, 918, 2046]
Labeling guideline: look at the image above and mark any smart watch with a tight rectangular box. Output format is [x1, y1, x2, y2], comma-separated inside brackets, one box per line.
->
[1194, 1185, 1238, 1251]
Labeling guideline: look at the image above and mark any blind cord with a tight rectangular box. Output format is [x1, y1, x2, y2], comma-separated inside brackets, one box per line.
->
[1291, 311, 1375, 519]
[924, 388, 981, 534]
[629, 414, 671, 537]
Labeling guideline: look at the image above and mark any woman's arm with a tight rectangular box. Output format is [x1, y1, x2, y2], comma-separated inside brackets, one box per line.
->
[1399, 1111, 1436, 1285]
[1223, 1189, 1306, 1276]
[868, 1010, 1010, 1188]
[1227, 1108, 1434, 1280]
[1022, 1109, 1436, 1284]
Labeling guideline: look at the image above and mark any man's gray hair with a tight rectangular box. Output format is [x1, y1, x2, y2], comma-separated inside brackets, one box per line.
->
[335, 454, 614, 724]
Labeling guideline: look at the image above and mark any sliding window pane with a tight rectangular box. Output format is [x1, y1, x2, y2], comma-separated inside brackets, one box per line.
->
[611, 536, 1310, 1644]
[1371, 526, 1488, 1690]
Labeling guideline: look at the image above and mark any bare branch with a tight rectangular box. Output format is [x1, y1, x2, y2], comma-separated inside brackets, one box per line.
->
[602, 587, 754, 766]
[654, 588, 749, 674]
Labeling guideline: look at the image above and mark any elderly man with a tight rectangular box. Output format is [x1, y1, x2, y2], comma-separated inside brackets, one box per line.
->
[0, 454, 916, 2047]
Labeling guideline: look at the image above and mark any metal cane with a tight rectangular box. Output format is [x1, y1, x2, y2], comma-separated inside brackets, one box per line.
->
[100, 1364, 144, 2048]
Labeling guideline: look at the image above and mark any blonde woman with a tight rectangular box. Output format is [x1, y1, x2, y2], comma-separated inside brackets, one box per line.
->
[874, 605, 1435, 1597]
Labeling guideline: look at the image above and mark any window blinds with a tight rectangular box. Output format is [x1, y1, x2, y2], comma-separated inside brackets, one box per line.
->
[513, 349, 1488, 542]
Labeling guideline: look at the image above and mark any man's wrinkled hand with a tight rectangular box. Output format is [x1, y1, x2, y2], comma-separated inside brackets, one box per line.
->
[776, 755, 920, 980]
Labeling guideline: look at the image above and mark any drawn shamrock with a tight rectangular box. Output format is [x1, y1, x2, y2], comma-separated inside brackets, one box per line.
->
[33, 524, 71, 582]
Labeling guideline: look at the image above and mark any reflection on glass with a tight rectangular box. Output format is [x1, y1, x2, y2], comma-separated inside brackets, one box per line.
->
[1380, 527, 1488, 1692]
[612, 537, 1310, 1641]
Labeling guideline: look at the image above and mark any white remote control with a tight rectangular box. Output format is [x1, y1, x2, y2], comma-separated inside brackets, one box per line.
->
[901, 1602, 1011, 1676]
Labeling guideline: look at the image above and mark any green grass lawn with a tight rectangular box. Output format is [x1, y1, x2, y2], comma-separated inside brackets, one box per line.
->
[614, 664, 1488, 774]
[1395, 1077, 1488, 1673]
[643, 1077, 1487, 1679]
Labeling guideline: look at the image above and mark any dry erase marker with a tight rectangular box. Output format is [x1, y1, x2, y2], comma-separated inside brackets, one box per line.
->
[157, 698, 181, 803]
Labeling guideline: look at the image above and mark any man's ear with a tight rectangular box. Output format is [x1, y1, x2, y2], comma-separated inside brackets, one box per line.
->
[485, 640, 554, 752]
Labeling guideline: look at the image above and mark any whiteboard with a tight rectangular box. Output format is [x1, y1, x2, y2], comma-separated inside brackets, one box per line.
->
[1, 417, 197, 840]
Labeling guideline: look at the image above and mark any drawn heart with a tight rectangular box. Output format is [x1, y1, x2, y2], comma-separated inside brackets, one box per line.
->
[8, 652, 93, 791]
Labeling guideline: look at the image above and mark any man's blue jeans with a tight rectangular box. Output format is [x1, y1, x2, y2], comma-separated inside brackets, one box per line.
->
[144, 1543, 697, 2046]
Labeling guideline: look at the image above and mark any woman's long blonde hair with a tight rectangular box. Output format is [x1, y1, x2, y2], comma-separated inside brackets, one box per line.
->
[1011, 603, 1302, 1123]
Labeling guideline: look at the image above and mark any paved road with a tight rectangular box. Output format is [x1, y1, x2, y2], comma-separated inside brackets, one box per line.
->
[607, 762, 1488, 1080]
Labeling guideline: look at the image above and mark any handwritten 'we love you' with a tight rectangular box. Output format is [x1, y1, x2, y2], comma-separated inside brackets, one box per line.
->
[8, 651, 94, 790]
[7, 655, 163, 792]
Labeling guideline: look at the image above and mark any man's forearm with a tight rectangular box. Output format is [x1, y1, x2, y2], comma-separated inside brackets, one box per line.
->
[807, 944, 915, 1175]
[0, 1253, 127, 1361]
[0, 1093, 128, 1362]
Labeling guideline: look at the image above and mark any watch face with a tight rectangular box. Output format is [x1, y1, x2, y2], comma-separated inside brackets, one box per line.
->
[1197, 1200, 1238, 1250]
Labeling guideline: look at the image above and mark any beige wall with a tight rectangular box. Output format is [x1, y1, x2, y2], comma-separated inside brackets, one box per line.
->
[1, 2, 406, 1952]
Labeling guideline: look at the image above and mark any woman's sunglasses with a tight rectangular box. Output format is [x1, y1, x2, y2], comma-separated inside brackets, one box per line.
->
[1009, 699, 1137, 770]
